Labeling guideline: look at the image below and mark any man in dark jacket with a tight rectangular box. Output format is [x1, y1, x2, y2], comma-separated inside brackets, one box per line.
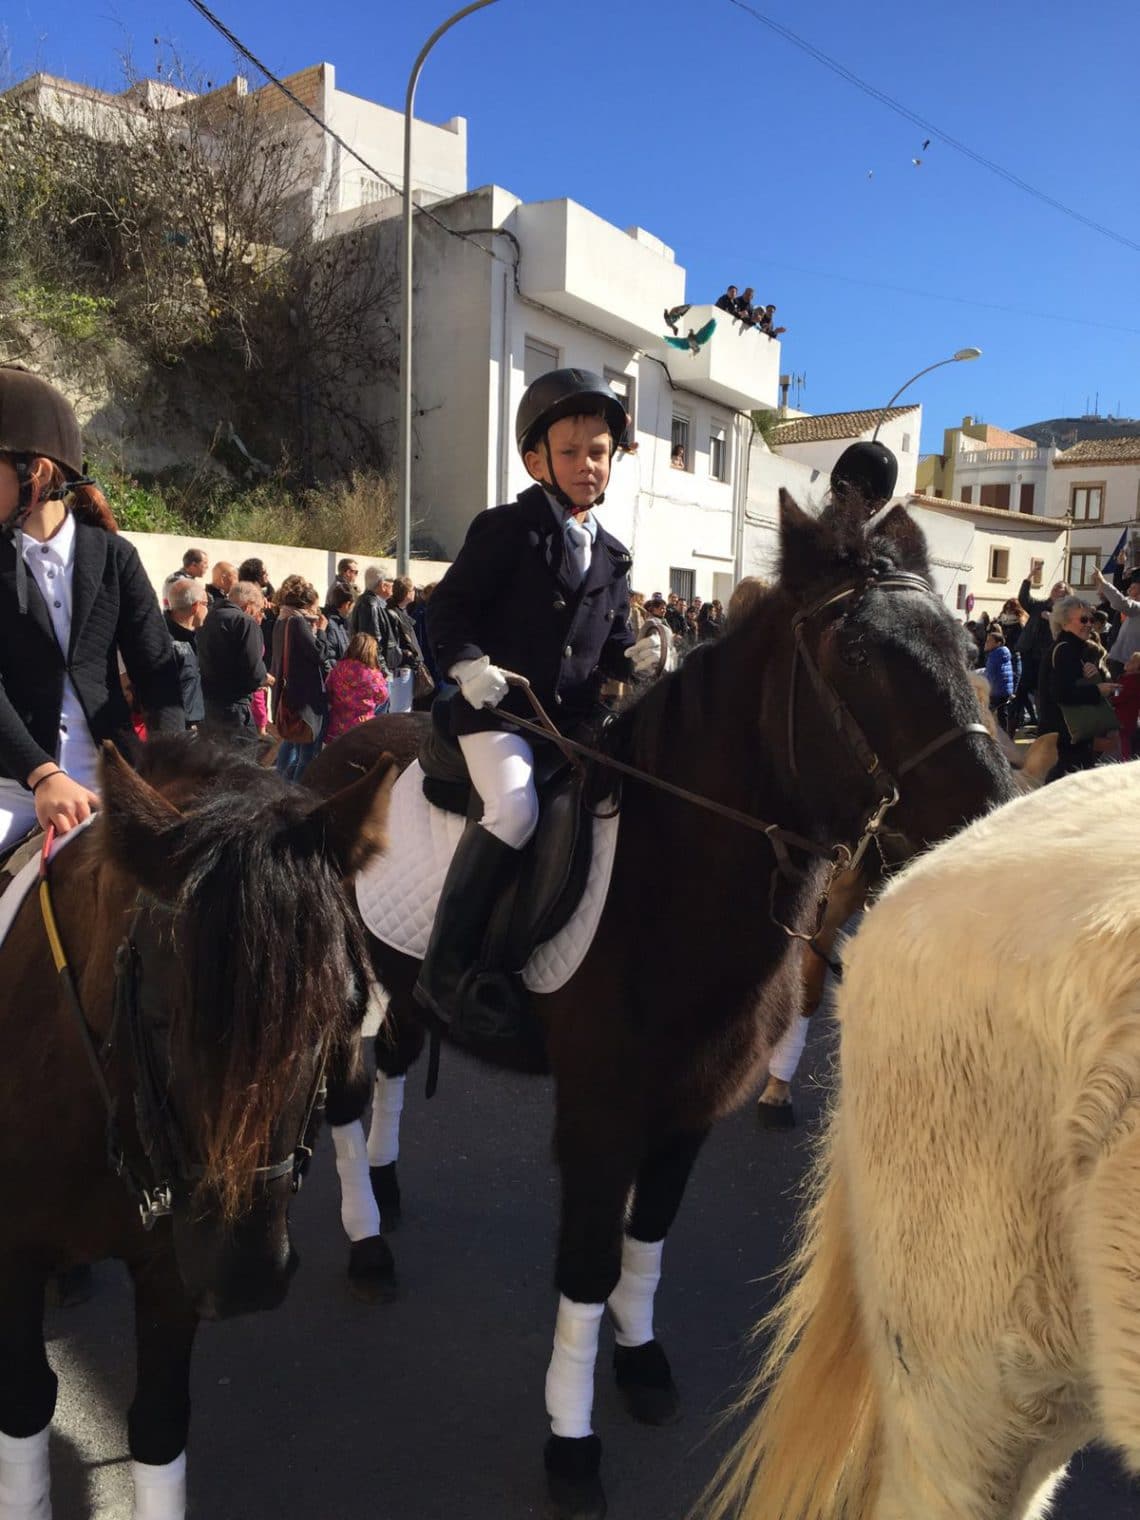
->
[197, 581, 266, 730]
[351, 567, 401, 675]
[322, 585, 353, 664]
[165, 577, 208, 725]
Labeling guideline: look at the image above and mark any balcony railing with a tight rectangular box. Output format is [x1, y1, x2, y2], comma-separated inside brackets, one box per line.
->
[958, 447, 1047, 465]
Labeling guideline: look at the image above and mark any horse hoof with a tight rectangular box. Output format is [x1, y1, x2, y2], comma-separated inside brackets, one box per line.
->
[347, 1235, 399, 1305]
[544, 1435, 605, 1520]
[370, 1162, 402, 1230]
[613, 1341, 681, 1426]
[757, 1096, 796, 1130]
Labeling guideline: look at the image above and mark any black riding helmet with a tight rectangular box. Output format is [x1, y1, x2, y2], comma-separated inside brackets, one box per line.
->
[516, 369, 627, 511]
[830, 440, 898, 508]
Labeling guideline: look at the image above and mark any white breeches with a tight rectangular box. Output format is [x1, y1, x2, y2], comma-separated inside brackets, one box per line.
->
[0, 781, 39, 860]
[768, 1012, 812, 1083]
[457, 731, 539, 850]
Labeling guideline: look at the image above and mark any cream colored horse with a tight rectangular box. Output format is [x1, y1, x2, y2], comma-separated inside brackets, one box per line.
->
[711, 759, 1140, 1520]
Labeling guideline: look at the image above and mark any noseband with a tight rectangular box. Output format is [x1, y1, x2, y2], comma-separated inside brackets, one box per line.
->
[39, 841, 328, 1231]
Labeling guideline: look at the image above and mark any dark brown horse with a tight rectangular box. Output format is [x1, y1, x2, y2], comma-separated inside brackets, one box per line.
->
[307, 493, 1019, 1519]
[0, 737, 394, 1520]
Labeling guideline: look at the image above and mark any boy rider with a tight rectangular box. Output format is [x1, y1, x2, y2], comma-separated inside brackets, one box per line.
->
[419, 369, 658, 1039]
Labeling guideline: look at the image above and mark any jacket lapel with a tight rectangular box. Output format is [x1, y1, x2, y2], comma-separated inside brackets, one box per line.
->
[578, 522, 630, 602]
[68, 523, 108, 660]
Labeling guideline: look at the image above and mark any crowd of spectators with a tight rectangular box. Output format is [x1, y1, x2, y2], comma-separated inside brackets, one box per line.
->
[966, 560, 1140, 780]
[714, 284, 786, 340]
[157, 550, 438, 783]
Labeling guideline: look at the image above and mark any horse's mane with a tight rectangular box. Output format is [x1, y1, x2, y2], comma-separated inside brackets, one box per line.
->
[136, 738, 368, 1217]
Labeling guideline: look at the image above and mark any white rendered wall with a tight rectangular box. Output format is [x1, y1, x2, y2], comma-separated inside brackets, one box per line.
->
[901, 504, 1067, 619]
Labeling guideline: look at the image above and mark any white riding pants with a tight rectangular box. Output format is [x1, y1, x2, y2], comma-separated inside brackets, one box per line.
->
[458, 731, 539, 850]
[0, 780, 38, 859]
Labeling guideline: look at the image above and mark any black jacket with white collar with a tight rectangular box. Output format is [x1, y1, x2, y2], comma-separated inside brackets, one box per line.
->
[0, 520, 184, 784]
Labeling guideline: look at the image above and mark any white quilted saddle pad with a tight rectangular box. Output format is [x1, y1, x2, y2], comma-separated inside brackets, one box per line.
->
[0, 817, 94, 955]
[355, 761, 619, 994]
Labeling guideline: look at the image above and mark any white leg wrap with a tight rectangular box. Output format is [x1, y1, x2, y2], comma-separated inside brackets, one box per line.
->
[544, 1297, 604, 1440]
[0, 1428, 51, 1520]
[332, 1121, 381, 1242]
[130, 1452, 186, 1520]
[608, 1236, 664, 1348]
[366, 1073, 405, 1168]
[767, 1013, 812, 1083]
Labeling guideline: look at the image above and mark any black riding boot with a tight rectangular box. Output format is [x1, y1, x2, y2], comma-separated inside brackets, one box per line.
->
[413, 824, 525, 1042]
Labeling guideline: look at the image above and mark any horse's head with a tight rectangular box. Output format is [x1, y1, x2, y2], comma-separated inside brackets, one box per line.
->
[772, 489, 1017, 853]
[98, 740, 396, 1319]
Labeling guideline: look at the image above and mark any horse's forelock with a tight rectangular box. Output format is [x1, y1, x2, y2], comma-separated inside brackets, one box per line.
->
[163, 763, 364, 1218]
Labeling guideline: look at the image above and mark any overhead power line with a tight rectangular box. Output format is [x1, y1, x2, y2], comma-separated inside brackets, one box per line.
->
[726, 0, 1140, 258]
[182, 0, 509, 265]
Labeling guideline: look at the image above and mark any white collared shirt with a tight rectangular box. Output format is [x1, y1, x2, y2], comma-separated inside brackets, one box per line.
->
[20, 512, 101, 791]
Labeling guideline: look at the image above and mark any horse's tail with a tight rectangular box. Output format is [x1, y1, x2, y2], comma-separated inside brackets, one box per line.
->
[701, 1121, 881, 1520]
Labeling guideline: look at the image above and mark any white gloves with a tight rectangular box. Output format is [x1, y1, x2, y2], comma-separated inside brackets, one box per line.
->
[451, 655, 510, 710]
[626, 635, 663, 678]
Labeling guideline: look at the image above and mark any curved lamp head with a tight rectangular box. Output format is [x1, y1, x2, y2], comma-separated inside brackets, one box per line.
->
[953, 347, 982, 361]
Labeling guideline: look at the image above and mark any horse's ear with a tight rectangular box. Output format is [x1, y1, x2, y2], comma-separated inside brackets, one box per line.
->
[99, 743, 184, 895]
[308, 754, 399, 878]
[778, 488, 824, 592]
[870, 505, 930, 575]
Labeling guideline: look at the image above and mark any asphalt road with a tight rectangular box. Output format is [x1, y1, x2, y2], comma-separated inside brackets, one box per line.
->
[45, 1014, 1139, 1520]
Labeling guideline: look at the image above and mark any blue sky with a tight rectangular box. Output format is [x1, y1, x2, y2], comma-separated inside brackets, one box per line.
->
[6, 0, 1138, 448]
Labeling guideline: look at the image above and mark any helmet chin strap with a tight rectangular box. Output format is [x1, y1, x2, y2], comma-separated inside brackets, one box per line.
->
[541, 435, 607, 511]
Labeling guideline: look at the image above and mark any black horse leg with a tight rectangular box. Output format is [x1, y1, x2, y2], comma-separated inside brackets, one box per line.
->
[125, 1248, 198, 1518]
[0, 1261, 56, 1516]
[325, 1030, 398, 1305]
[544, 1099, 643, 1520]
[611, 1128, 710, 1425]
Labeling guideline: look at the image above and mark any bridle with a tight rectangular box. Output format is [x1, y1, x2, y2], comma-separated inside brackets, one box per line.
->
[778, 567, 993, 948]
[492, 565, 995, 963]
[38, 832, 328, 1230]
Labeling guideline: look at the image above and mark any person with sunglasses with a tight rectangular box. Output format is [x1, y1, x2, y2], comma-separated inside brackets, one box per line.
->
[1040, 595, 1119, 781]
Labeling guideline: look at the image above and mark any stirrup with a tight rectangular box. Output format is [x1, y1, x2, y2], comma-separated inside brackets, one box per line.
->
[454, 968, 526, 1044]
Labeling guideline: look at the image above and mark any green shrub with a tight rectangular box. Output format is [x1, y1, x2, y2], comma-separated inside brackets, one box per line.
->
[14, 284, 113, 344]
[99, 471, 193, 534]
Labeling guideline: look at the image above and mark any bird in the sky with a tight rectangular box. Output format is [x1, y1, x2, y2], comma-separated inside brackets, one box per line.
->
[663, 304, 691, 336]
[912, 157, 923, 167]
[922, 138, 931, 150]
[666, 317, 717, 355]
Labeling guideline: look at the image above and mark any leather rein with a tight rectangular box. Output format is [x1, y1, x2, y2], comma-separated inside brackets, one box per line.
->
[495, 567, 995, 954]
[37, 829, 326, 1230]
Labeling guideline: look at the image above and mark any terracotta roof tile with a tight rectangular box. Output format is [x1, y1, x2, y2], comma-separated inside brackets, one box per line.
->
[908, 493, 1066, 528]
[770, 406, 918, 445]
[1053, 437, 1140, 465]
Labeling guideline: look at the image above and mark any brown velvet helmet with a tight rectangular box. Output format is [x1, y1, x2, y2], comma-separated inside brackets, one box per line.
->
[0, 364, 84, 477]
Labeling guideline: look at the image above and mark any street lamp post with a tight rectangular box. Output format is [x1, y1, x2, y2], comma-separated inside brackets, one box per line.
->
[397, 0, 500, 577]
[871, 347, 982, 441]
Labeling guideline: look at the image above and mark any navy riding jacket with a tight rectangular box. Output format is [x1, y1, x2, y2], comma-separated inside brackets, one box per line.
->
[427, 484, 634, 736]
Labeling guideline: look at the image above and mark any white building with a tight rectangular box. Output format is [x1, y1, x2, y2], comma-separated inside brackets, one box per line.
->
[1048, 438, 1140, 592]
[2, 63, 467, 240]
[767, 406, 923, 496]
[739, 414, 1066, 621]
[360, 184, 780, 598]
